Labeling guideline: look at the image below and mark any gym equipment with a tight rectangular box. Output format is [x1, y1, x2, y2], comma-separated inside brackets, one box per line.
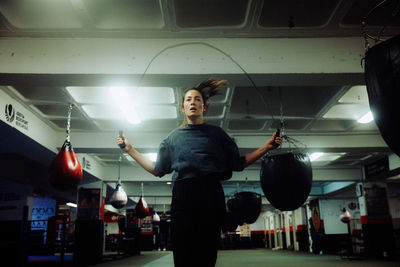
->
[260, 151, 312, 211]
[148, 207, 155, 216]
[49, 104, 82, 190]
[227, 191, 261, 225]
[365, 34, 400, 157]
[135, 183, 149, 218]
[135, 197, 149, 219]
[118, 130, 126, 149]
[153, 212, 160, 222]
[272, 128, 281, 147]
[110, 184, 128, 209]
[222, 211, 239, 232]
[340, 208, 351, 223]
[110, 156, 128, 209]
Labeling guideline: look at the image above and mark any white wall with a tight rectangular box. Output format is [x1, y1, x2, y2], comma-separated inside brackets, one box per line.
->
[319, 199, 359, 234]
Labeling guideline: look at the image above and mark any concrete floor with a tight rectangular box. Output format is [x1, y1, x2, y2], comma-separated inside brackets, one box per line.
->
[40, 249, 398, 267]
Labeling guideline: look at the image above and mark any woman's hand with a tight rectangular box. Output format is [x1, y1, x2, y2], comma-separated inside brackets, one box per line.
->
[116, 134, 159, 176]
[244, 131, 283, 167]
[117, 134, 132, 153]
[266, 131, 282, 150]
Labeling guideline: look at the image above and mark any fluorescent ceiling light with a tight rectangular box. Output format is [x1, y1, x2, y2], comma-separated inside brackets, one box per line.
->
[124, 153, 134, 162]
[309, 152, 346, 163]
[144, 153, 157, 162]
[66, 202, 77, 208]
[309, 152, 324, 161]
[357, 111, 374, 124]
[136, 87, 175, 104]
[339, 86, 368, 104]
[124, 153, 157, 162]
[323, 104, 370, 120]
[109, 86, 141, 124]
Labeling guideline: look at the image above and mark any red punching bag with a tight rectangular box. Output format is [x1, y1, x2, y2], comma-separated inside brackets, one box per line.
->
[49, 104, 82, 190]
[135, 182, 149, 218]
[135, 197, 149, 219]
[49, 139, 82, 190]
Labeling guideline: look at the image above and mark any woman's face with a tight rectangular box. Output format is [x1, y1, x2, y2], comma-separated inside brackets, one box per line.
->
[182, 89, 205, 118]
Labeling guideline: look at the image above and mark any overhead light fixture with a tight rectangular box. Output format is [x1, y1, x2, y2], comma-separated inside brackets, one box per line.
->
[125, 153, 157, 162]
[167, 182, 172, 185]
[66, 202, 77, 208]
[144, 153, 158, 162]
[109, 86, 141, 124]
[357, 111, 374, 124]
[309, 152, 324, 162]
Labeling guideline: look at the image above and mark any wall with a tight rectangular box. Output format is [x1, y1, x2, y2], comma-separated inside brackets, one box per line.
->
[319, 199, 360, 234]
[0, 178, 32, 221]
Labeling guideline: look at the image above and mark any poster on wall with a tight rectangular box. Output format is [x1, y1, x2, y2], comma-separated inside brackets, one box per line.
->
[77, 188, 100, 220]
[240, 223, 250, 237]
[309, 199, 323, 233]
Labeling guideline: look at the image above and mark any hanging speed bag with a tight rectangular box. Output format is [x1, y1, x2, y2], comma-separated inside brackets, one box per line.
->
[260, 152, 312, 211]
[110, 184, 128, 209]
[227, 191, 261, 225]
[340, 209, 351, 223]
[49, 140, 82, 190]
[135, 197, 149, 219]
[365, 34, 400, 157]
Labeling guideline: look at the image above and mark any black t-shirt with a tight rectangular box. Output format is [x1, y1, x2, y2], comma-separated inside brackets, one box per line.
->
[154, 123, 245, 181]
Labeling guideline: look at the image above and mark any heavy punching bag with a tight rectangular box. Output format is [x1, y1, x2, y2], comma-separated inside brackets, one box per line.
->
[110, 156, 128, 209]
[135, 197, 149, 219]
[227, 191, 262, 225]
[153, 211, 161, 222]
[49, 104, 82, 190]
[110, 184, 128, 209]
[135, 182, 149, 218]
[365, 34, 400, 157]
[340, 208, 351, 223]
[260, 152, 312, 211]
[222, 211, 239, 232]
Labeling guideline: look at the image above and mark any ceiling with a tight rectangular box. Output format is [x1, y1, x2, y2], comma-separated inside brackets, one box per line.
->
[1, 0, 399, 212]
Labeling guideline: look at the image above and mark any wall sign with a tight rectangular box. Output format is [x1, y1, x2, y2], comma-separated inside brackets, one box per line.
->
[4, 103, 29, 131]
[364, 156, 389, 180]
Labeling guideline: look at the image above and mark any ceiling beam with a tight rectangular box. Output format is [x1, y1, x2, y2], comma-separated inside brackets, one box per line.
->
[69, 131, 388, 152]
[101, 164, 362, 183]
[0, 37, 365, 75]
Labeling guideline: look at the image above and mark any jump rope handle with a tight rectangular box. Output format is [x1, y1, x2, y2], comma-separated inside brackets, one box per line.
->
[272, 128, 281, 147]
[119, 130, 126, 149]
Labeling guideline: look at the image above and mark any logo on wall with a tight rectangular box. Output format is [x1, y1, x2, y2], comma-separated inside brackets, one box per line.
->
[5, 104, 15, 123]
[348, 202, 358, 210]
[82, 157, 91, 170]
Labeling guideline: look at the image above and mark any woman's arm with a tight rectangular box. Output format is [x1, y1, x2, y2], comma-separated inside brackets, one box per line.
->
[117, 134, 159, 176]
[244, 132, 281, 168]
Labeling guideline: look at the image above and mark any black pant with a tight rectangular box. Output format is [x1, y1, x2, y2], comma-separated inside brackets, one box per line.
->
[171, 175, 226, 267]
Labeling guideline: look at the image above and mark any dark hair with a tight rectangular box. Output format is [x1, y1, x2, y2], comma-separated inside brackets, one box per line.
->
[180, 78, 227, 128]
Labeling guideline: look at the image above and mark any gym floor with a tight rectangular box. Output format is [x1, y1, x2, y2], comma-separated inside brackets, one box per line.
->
[27, 249, 399, 267]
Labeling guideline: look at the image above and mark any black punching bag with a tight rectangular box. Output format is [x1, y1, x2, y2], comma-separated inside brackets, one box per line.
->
[222, 211, 239, 232]
[227, 192, 262, 225]
[49, 140, 82, 190]
[260, 152, 312, 211]
[365, 34, 400, 157]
